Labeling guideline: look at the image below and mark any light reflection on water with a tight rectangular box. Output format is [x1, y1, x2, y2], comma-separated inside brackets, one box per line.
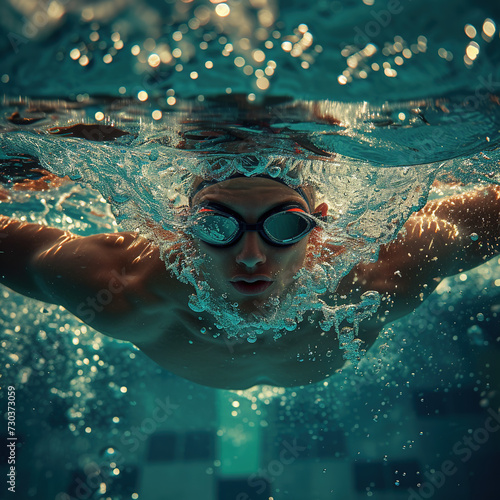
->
[1, 0, 499, 100]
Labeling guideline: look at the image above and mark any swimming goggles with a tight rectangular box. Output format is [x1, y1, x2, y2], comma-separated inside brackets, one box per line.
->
[190, 202, 326, 247]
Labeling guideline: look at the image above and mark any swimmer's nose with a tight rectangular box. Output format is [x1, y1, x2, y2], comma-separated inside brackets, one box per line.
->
[235, 231, 267, 268]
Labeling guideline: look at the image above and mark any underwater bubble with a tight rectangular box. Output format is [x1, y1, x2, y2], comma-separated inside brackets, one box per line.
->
[267, 165, 282, 177]
[319, 318, 334, 332]
[99, 446, 118, 459]
[111, 194, 129, 203]
[188, 295, 205, 312]
[470, 232, 479, 241]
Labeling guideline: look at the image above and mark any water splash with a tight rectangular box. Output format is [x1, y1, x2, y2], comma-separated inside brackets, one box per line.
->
[1, 96, 499, 349]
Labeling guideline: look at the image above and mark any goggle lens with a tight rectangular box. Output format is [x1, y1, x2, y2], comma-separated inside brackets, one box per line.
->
[196, 214, 239, 244]
[264, 212, 311, 243]
[192, 206, 317, 247]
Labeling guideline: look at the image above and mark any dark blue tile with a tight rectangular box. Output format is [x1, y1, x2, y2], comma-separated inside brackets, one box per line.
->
[389, 459, 421, 489]
[353, 461, 387, 491]
[413, 387, 483, 417]
[113, 464, 140, 493]
[216, 477, 271, 500]
[65, 469, 99, 499]
[147, 431, 177, 462]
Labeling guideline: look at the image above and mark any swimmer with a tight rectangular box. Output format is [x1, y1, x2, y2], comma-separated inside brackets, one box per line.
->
[1, 176, 499, 389]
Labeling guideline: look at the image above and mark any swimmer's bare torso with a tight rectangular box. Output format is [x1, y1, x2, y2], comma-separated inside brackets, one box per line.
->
[1, 186, 499, 389]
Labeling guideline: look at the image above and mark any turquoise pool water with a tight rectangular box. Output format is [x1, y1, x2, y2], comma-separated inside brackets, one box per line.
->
[1, 1, 500, 499]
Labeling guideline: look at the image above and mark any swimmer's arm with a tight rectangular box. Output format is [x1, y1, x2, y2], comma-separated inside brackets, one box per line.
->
[0, 216, 74, 301]
[381, 184, 500, 284]
[338, 185, 500, 325]
[0, 217, 172, 343]
[414, 184, 500, 272]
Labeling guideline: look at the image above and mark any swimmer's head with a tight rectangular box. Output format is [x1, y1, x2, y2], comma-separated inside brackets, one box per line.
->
[189, 173, 316, 210]
[188, 175, 327, 315]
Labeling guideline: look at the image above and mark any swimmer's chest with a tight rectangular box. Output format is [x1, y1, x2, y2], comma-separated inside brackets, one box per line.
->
[135, 308, 349, 389]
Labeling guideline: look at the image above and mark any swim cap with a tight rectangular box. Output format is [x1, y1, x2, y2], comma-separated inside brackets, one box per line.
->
[189, 173, 313, 210]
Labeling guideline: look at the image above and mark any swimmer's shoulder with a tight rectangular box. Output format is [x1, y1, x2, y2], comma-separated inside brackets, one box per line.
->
[29, 229, 188, 342]
[64, 230, 190, 306]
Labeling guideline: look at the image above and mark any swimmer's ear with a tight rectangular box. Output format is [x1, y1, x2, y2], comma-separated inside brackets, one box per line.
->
[315, 202, 328, 217]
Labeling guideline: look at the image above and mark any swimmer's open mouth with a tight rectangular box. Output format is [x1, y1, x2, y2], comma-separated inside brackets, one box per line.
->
[230, 279, 273, 295]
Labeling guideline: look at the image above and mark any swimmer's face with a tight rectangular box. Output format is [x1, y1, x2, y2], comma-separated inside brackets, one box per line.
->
[190, 178, 319, 314]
